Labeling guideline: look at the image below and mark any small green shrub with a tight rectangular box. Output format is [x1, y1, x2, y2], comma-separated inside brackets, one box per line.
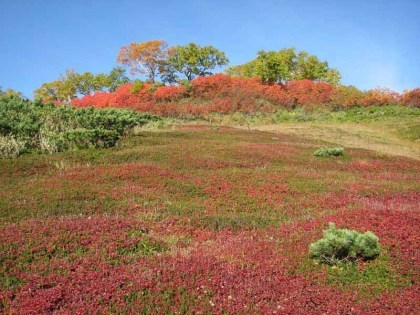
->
[314, 147, 344, 157]
[309, 223, 381, 265]
[130, 80, 144, 94]
[0, 135, 27, 158]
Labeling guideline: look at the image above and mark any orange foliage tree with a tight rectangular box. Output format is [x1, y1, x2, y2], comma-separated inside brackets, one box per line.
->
[117, 40, 168, 83]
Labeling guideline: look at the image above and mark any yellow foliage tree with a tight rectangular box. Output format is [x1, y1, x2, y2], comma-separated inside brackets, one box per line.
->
[117, 40, 168, 83]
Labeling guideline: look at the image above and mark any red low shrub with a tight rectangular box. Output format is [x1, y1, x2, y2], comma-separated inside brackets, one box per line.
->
[153, 85, 188, 102]
[261, 85, 295, 108]
[285, 80, 334, 107]
[401, 88, 420, 107]
[360, 87, 400, 107]
[69, 75, 412, 117]
[71, 92, 112, 108]
[191, 73, 233, 98]
[329, 85, 366, 108]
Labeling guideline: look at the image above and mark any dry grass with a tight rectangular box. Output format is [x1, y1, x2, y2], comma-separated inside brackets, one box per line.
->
[252, 120, 420, 160]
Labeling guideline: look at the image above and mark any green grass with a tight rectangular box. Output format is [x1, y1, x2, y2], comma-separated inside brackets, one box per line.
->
[299, 251, 410, 299]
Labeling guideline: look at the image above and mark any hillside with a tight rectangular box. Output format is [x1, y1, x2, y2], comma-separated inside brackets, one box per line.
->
[1, 125, 419, 313]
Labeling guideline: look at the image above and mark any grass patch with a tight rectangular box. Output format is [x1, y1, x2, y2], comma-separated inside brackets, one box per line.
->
[301, 253, 411, 298]
[197, 213, 278, 231]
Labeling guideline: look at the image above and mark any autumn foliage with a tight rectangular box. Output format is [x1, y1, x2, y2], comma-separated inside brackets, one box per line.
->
[401, 88, 420, 108]
[70, 74, 417, 118]
[1, 126, 419, 313]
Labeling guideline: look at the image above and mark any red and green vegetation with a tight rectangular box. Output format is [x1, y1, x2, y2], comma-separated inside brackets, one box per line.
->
[1, 39, 419, 313]
[68, 74, 418, 120]
[0, 124, 419, 313]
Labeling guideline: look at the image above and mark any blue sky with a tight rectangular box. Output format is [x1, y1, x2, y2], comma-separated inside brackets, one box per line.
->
[0, 0, 419, 98]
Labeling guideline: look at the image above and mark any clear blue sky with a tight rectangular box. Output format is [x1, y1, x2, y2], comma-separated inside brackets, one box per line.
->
[0, 0, 419, 98]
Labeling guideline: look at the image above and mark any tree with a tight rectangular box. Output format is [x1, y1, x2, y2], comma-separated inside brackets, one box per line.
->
[225, 62, 256, 77]
[226, 48, 341, 85]
[164, 43, 229, 81]
[106, 67, 130, 92]
[294, 51, 341, 85]
[116, 40, 168, 83]
[76, 72, 100, 96]
[0, 87, 24, 98]
[34, 80, 68, 102]
[254, 48, 296, 84]
[34, 68, 131, 102]
[322, 68, 341, 86]
[34, 69, 79, 102]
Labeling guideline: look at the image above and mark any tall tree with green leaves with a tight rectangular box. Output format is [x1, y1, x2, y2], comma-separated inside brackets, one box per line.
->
[34, 68, 131, 102]
[34, 80, 70, 102]
[106, 67, 130, 92]
[254, 48, 296, 84]
[225, 48, 341, 85]
[164, 43, 229, 81]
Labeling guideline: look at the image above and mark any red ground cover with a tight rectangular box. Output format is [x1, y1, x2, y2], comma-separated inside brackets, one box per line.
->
[0, 126, 419, 313]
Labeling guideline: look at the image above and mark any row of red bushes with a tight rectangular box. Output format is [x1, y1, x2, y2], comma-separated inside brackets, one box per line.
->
[70, 74, 420, 117]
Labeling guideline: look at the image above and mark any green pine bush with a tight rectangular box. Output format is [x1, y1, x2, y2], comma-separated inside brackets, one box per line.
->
[314, 147, 344, 157]
[309, 223, 381, 265]
[0, 94, 161, 158]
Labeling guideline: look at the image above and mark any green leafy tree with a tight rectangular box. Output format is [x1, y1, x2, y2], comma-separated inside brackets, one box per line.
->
[34, 80, 68, 102]
[34, 69, 80, 102]
[294, 51, 341, 85]
[76, 72, 100, 95]
[106, 67, 130, 92]
[226, 48, 341, 85]
[0, 87, 24, 98]
[34, 68, 131, 101]
[165, 43, 229, 81]
[253, 48, 296, 84]
[323, 68, 341, 86]
[59, 69, 80, 100]
[225, 61, 257, 77]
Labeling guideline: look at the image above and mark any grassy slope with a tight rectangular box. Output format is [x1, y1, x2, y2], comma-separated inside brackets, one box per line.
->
[253, 119, 420, 160]
[1, 124, 419, 313]
[204, 106, 420, 159]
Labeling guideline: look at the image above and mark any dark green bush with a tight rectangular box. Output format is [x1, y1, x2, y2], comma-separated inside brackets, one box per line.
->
[314, 147, 344, 156]
[309, 223, 381, 265]
[62, 129, 120, 149]
[0, 94, 161, 158]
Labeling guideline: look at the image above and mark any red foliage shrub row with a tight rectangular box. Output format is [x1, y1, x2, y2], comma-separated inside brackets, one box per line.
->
[70, 74, 417, 117]
[401, 88, 420, 107]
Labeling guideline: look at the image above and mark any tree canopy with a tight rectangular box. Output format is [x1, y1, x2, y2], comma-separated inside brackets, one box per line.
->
[163, 43, 229, 82]
[116, 40, 168, 83]
[34, 67, 130, 102]
[226, 48, 341, 85]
